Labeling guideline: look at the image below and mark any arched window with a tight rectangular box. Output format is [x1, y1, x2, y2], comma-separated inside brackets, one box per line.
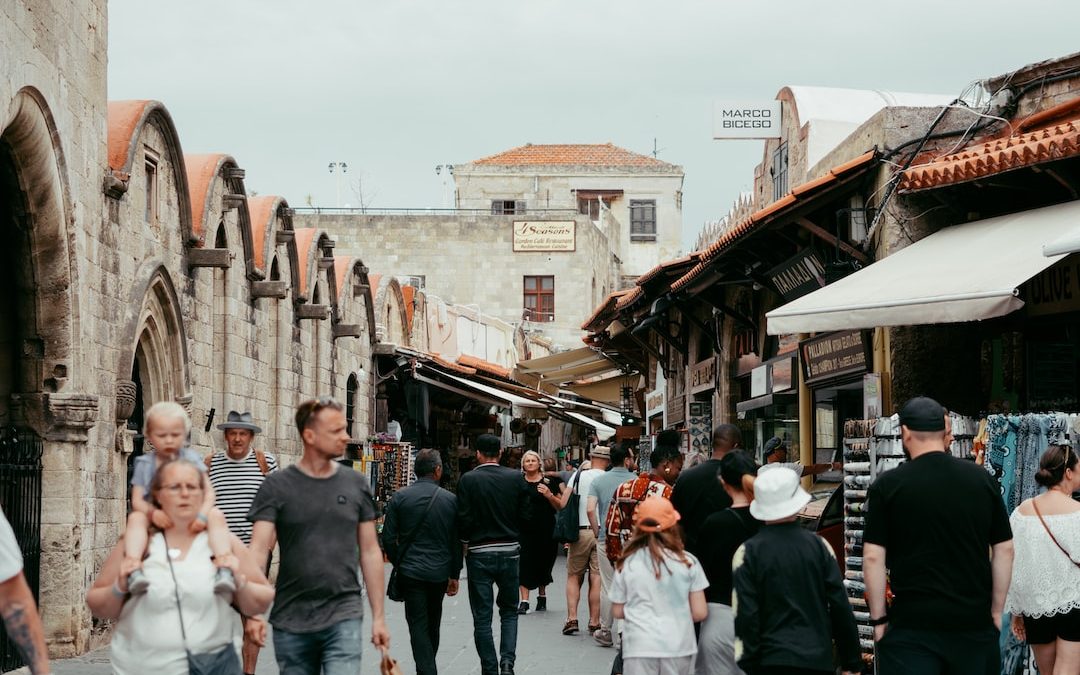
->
[213, 222, 228, 416]
[346, 373, 358, 438]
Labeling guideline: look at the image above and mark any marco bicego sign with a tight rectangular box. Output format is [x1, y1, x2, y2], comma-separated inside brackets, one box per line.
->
[513, 221, 576, 252]
[712, 100, 782, 140]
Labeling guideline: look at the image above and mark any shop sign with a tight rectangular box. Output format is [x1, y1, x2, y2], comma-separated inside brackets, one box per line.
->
[750, 365, 768, 398]
[512, 221, 576, 252]
[766, 250, 828, 302]
[800, 330, 871, 385]
[772, 357, 794, 392]
[645, 388, 665, 417]
[666, 394, 685, 426]
[1024, 258, 1080, 316]
[712, 100, 782, 139]
[690, 359, 716, 394]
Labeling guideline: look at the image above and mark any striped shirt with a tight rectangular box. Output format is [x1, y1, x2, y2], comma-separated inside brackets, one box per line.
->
[207, 449, 279, 544]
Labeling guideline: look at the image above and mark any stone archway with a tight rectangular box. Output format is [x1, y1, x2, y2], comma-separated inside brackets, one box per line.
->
[116, 264, 192, 454]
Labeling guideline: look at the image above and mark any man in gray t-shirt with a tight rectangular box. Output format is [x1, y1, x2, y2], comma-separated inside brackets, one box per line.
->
[586, 442, 635, 647]
[249, 398, 389, 673]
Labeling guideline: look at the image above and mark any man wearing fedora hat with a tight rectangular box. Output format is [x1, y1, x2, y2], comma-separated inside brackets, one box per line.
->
[207, 410, 279, 675]
[732, 467, 861, 675]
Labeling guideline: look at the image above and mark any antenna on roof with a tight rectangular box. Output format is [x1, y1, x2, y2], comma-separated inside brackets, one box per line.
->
[652, 137, 665, 159]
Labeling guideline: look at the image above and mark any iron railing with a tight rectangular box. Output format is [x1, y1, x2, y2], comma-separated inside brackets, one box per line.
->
[0, 427, 42, 672]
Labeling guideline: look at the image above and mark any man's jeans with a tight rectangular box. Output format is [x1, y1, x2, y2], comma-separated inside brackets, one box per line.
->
[273, 617, 364, 675]
[466, 548, 520, 674]
[400, 574, 448, 675]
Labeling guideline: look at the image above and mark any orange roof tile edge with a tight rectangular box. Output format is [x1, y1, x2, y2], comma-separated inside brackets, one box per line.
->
[457, 355, 512, 379]
[333, 255, 355, 299]
[581, 289, 632, 330]
[293, 228, 319, 296]
[471, 143, 672, 168]
[401, 286, 416, 332]
[248, 195, 284, 271]
[185, 153, 232, 243]
[670, 150, 877, 292]
[900, 118, 1080, 192]
[426, 353, 477, 376]
[107, 100, 154, 174]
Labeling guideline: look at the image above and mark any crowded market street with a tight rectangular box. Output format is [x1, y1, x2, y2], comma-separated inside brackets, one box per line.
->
[48, 559, 613, 675]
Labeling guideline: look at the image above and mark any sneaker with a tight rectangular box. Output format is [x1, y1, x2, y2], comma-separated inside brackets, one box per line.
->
[593, 628, 614, 647]
[213, 567, 237, 596]
[127, 569, 149, 595]
[499, 664, 515, 675]
[517, 601, 529, 615]
[535, 596, 547, 611]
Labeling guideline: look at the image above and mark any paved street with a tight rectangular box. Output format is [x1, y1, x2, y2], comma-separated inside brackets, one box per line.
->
[50, 556, 615, 674]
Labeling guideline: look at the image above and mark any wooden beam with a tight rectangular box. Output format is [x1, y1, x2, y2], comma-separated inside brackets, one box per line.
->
[275, 229, 295, 244]
[222, 193, 245, 209]
[296, 304, 330, 320]
[333, 324, 364, 339]
[223, 167, 246, 180]
[250, 280, 288, 299]
[188, 248, 231, 269]
[796, 218, 870, 264]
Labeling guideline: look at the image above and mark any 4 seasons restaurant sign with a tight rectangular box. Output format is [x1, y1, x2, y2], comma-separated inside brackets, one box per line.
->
[513, 221, 576, 252]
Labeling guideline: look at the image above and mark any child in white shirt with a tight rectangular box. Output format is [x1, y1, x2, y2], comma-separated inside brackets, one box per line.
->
[610, 497, 708, 675]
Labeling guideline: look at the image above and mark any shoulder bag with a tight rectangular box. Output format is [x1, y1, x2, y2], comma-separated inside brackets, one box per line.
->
[387, 488, 441, 602]
[553, 469, 582, 544]
[162, 533, 243, 675]
[1033, 501, 1080, 569]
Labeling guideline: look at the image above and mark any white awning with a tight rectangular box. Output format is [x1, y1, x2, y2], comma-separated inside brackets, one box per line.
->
[513, 347, 618, 391]
[562, 411, 616, 440]
[766, 201, 1080, 335]
[1044, 229, 1080, 256]
[415, 366, 546, 409]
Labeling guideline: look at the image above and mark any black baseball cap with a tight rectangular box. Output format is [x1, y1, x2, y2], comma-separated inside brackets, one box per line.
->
[899, 396, 946, 432]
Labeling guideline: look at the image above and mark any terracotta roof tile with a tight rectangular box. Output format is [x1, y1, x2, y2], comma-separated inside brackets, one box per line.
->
[581, 289, 633, 331]
[900, 117, 1080, 192]
[185, 153, 232, 244]
[333, 255, 355, 299]
[426, 353, 477, 376]
[401, 285, 416, 332]
[669, 150, 878, 293]
[293, 228, 318, 296]
[635, 251, 704, 287]
[248, 195, 285, 271]
[457, 355, 512, 379]
[615, 287, 644, 311]
[471, 143, 674, 168]
[107, 100, 154, 174]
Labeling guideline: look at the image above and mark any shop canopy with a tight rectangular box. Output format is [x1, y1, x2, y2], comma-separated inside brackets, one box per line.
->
[415, 363, 546, 409]
[765, 200, 1080, 335]
[513, 347, 619, 391]
[560, 411, 617, 440]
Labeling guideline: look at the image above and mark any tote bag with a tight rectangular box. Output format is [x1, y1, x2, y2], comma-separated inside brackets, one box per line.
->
[553, 469, 582, 544]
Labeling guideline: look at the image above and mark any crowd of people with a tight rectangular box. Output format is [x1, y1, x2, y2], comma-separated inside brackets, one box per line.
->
[0, 394, 1075, 675]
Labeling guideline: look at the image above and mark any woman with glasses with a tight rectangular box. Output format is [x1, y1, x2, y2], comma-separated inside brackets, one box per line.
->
[1007, 445, 1080, 675]
[517, 450, 565, 614]
[87, 459, 274, 675]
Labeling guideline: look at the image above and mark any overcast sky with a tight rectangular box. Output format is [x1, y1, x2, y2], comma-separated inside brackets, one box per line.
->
[108, 1, 1080, 250]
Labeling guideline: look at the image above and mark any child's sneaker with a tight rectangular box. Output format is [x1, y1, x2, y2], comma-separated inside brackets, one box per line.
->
[213, 567, 237, 596]
[127, 569, 150, 595]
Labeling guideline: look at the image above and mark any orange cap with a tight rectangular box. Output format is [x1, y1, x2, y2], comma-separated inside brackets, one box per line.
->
[633, 496, 681, 532]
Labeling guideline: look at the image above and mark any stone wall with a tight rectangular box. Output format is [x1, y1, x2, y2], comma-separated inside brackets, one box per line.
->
[300, 212, 616, 348]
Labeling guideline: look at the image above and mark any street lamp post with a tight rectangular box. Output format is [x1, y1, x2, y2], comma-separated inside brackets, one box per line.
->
[435, 164, 454, 209]
[329, 161, 348, 208]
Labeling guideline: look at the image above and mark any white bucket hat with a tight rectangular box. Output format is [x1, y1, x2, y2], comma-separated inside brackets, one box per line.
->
[749, 466, 811, 522]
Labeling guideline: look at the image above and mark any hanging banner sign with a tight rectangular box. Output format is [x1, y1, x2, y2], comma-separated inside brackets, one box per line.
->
[767, 250, 828, 301]
[513, 221, 576, 252]
[800, 330, 871, 385]
[712, 100, 782, 139]
[690, 359, 716, 394]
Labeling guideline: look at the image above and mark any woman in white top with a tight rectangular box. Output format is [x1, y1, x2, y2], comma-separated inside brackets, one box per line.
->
[1007, 445, 1080, 675]
[87, 459, 274, 675]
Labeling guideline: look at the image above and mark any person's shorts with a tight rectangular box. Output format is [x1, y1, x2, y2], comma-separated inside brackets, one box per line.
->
[567, 528, 599, 578]
[1024, 608, 1080, 644]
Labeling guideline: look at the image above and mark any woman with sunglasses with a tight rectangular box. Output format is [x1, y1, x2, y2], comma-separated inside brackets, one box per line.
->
[1007, 445, 1080, 675]
[87, 459, 274, 675]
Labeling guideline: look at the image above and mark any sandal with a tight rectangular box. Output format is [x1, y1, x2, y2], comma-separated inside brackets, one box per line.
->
[588, 623, 601, 634]
[562, 619, 579, 635]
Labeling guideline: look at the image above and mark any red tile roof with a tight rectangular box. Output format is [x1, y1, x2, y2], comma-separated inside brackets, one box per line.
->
[293, 228, 318, 296]
[634, 251, 703, 287]
[107, 100, 154, 174]
[185, 153, 232, 244]
[248, 195, 285, 271]
[670, 150, 878, 293]
[581, 289, 634, 331]
[333, 255, 354, 299]
[900, 117, 1080, 192]
[401, 285, 416, 332]
[457, 355, 512, 379]
[471, 143, 674, 168]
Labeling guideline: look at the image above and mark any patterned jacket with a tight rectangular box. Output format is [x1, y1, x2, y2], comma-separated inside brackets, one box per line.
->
[603, 473, 672, 563]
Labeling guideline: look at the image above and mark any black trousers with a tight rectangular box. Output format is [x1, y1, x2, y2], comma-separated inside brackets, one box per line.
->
[400, 574, 448, 675]
[876, 625, 1000, 675]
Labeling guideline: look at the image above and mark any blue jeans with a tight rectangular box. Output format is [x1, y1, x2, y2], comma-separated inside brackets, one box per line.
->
[273, 617, 364, 675]
[466, 549, 520, 674]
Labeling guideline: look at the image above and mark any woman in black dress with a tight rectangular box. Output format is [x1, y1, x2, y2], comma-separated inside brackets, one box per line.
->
[518, 450, 565, 613]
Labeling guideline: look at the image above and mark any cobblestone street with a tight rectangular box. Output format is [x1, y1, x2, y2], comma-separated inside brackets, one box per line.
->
[49, 558, 616, 674]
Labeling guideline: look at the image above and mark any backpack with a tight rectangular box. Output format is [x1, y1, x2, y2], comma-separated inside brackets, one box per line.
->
[205, 450, 271, 475]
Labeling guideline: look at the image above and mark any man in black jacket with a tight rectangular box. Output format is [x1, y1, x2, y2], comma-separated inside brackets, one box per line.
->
[457, 434, 532, 675]
[671, 423, 739, 556]
[732, 466, 861, 675]
[381, 449, 462, 675]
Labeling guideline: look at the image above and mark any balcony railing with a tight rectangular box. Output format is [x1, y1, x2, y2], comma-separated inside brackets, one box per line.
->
[293, 207, 580, 217]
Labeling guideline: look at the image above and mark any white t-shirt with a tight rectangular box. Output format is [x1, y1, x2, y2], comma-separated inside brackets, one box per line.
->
[609, 547, 709, 658]
[0, 509, 22, 583]
[575, 469, 604, 527]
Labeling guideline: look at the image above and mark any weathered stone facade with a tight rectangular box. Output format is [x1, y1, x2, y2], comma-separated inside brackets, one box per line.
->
[2, 0, 387, 656]
[301, 212, 616, 348]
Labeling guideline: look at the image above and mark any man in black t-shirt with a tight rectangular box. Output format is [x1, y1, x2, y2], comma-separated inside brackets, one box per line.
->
[670, 424, 739, 556]
[864, 397, 1013, 675]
